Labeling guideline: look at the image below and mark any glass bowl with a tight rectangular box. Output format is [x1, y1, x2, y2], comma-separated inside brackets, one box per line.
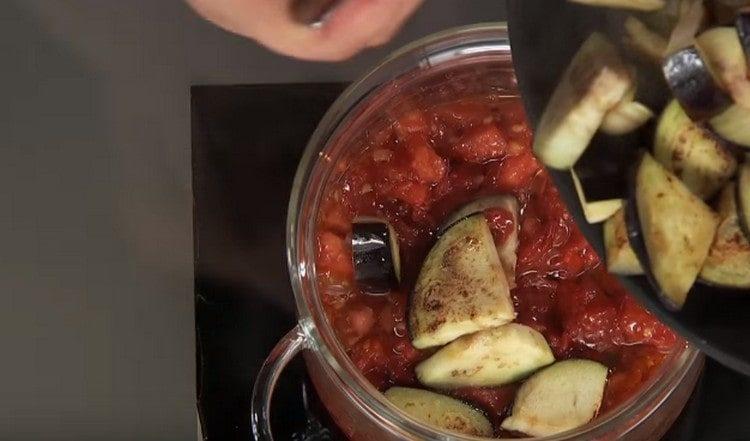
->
[251, 22, 703, 441]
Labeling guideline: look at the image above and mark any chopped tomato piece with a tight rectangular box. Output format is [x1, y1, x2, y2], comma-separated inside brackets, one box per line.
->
[487, 149, 540, 192]
[379, 181, 431, 207]
[404, 134, 446, 183]
[316, 231, 353, 280]
[334, 304, 375, 347]
[447, 124, 508, 163]
[320, 202, 351, 234]
[616, 295, 678, 350]
[432, 100, 492, 128]
[485, 207, 515, 245]
[349, 337, 389, 389]
[395, 109, 430, 137]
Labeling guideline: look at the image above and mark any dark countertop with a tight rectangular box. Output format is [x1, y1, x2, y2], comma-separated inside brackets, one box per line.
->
[192, 84, 750, 441]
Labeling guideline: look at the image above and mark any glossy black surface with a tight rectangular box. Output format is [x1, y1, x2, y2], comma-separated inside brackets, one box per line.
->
[507, 0, 750, 376]
[192, 83, 750, 440]
[352, 220, 399, 295]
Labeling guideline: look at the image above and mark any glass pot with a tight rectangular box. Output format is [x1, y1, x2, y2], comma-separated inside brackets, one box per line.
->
[251, 23, 703, 441]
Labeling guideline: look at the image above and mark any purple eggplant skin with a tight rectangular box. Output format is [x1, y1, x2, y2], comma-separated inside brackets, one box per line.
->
[738, 12, 750, 71]
[351, 220, 399, 295]
[663, 47, 733, 121]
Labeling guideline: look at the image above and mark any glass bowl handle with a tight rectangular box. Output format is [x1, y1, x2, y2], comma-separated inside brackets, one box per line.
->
[251, 325, 308, 440]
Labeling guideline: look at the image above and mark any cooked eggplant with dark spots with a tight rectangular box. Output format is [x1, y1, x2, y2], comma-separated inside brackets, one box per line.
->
[654, 99, 737, 199]
[635, 152, 719, 308]
[500, 360, 608, 437]
[699, 182, 750, 288]
[534, 33, 634, 169]
[695, 26, 750, 108]
[709, 103, 750, 148]
[738, 11, 750, 67]
[663, 47, 733, 121]
[568, 0, 665, 10]
[738, 162, 750, 239]
[604, 207, 644, 275]
[409, 215, 515, 349]
[351, 218, 400, 294]
[384, 387, 493, 437]
[415, 323, 554, 388]
[440, 195, 519, 285]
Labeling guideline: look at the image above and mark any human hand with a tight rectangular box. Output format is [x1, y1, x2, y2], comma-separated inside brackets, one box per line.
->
[187, 0, 424, 61]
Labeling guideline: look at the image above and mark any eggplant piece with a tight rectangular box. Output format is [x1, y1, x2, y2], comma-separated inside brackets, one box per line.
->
[738, 12, 750, 68]
[738, 162, 750, 239]
[500, 360, 608, 437]
[622, 15, 668, 63]
[709, 103, 750, 148]
[601, 99, 654, 135]
[699, 183, 750, 288]
[568, 0, 665, 10]
[384, 387, 492, 437]
[635, 153, 720, 308]
[666, 0, 706, 55]
[663, 47, 733, 121]
[440, 195, 519, 286]
[409, 215, 515, 349]
[654, 100, 737, 199]
[604, 207, 645, 275]
[415, 323, 555, 388]
[534, 33, 634, 169]
[571, 169, 623, 223]
[351, 218, 400, 294]
[696, 26, 750, 109]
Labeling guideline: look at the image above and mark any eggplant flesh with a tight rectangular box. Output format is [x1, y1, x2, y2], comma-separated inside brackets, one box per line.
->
[709, 104, 750, 148]
[604, 207, 644, 275]
[440, 195, 520, 287]
[663, 47, 733, 121]
[351, 218, 400, 294]
[654, 100, 737, 199]
[415, 323, 554, 388]
[500, 359, 608, 437]
[666, 0, 706, 55]
[699, 183, 750, 289]
[384, 387, 493, 437]
[533, 33, 633, 169]
[410, 215, 515, 349]
[635, 153, 719, 308]
[600, 99, 654, 135]
[695, 26, 750, 109]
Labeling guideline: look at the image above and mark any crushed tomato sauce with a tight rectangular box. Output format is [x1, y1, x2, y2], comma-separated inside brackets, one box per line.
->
[314, 95, 678, 436]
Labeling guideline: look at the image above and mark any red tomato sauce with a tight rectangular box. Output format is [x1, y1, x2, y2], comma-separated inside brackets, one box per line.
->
[315, 95, 678, 436]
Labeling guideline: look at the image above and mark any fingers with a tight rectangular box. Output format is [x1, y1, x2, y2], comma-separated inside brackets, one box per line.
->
[186, 0, 424, 61]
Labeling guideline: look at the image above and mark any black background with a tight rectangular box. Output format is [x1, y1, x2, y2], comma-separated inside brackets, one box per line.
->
[192, 85, 750, 441]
